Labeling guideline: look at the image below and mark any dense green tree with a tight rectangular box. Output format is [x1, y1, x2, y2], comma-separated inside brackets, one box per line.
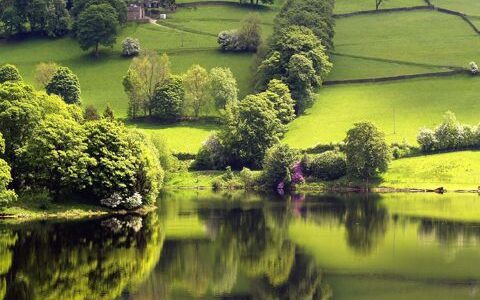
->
[151, 75, 185, 119]
[43, 0, 71, 37]
[83, 120, 163, 204]
[262, 144, 297, 188]
[75, 3, 119, 56]
[0, 133, 16, 205]
[209, 67, 238, 109]
[71, 0, 127, 24]
[0, 64, 22, 83]
[183, 65, 211, 117]
[286, 54, 317, 112]
[263, 79, 295, 124]
[45, 66, 81, 104]
[275, 0, 335, 50]
[344, 122, 390, 179]
[17, 114, 94, 196]
[221, 93, 285, 168]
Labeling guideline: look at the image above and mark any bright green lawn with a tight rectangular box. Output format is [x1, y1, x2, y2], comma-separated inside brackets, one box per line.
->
[380, 151, 480, 190]
[334, 0, 425, 14]
[163, 5, 276, 38]
[327, 54, 448, 81]
[129, 121, 217, 154]
[334, 10, 480, 68]
[434, 0, 480, 16]
[284, 75, 480, 148]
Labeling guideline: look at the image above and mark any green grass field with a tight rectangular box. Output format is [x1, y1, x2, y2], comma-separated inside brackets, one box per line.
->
[380, 151, 480, 190]
[284, 75, 480, 148]
[434, 0, 480, 16]
[0, 4, 272, 118]
[334, 0, 425, 14]
[334, 10, 480, 68]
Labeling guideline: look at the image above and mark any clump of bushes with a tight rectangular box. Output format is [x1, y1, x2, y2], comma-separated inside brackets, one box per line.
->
[217, 14, 261, 52]
[470, 61, 479, 75]
[417, 111, 480, 153]
[261, 144, 298, 189]
[122, 37, 141, 57]
[303, 151, 346, 180]
[0, 64, 22, 83]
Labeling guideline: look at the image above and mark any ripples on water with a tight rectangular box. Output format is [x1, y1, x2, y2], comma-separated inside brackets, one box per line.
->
[1, 191, 480, 299]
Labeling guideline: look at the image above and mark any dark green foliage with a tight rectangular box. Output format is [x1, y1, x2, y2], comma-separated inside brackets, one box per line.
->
[46, 66, 81, 104]
[0, 0, 70, 37]
[18, 114, 94, 195]
[75, 3, 120, 56]
[0, 64, 22, 83]
[274, 0, 335, 50]
[71, 0, 127, 24]
[151, 75, 185, 119]
[220, 94, 286, 168]
[84, 120, 163, 204]
[103, 104, 115, 120]
[345, 122, 390, 179]
[262, 144, 297, 188]
[308, 151, 346, 180]
[261, 79, 295, 124]
[256, 25, 332, 112]
[192, 134, 227, 170]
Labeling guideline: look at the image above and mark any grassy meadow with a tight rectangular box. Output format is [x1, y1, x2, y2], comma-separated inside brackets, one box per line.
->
[284, 75, 480, 148]
[334, 0, 425, 14]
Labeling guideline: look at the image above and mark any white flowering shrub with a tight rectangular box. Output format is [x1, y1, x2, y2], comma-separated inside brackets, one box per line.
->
[434, 112, 464, 150]
[100, 193, 123, 208]
[123, 192, 143, 210]
[417, 128, 437, 152]
[122, 37, 141, 57]
[470, 61, 479, 75]
[217, 30, 242, 51]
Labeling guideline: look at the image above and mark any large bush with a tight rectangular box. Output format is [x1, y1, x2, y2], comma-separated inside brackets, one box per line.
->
[217, 14, 261, 52]
[122, 37, 141, 57]
[192, 134, 227, 170]
[262, 144, 297, 188]
[46, 66, 81, 104]
[345, 122, 390, 179]
[308, 151, 346, 180]
[0, 64, 22, 83]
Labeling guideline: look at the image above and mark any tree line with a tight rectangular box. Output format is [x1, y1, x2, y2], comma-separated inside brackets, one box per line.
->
[0, 64, 165, 209]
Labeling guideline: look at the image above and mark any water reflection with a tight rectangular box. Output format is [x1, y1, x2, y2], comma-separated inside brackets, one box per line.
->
[1, 191, 480, 299]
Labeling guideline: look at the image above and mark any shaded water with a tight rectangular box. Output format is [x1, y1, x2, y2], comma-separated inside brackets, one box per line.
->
[1, 191, 480, 299]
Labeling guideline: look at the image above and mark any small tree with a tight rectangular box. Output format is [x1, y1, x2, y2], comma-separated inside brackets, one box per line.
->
[375, 0, 385, 10]
[263, 79, 295, 124]
[75, 4, 120, 56]
[237, 13, 262, 52]
[122, 37, 141, 57]
[103, 104, 115, 120]
[151, 75, 185, 119]
[417, 128, 437, 152]
[0, 64, 22, 83]
[183, 65, 210, 117]
[345, 122, 390, 179]
[434, 111, 463, 150]
[35, 62, 59, 88]
[287, 54, 317, 112]
[262, 143, 297, 188]
[123, 51, 171, 117]
[46, 66, 81, 104]
[209, 67, 238, 109]
[470, 61, 479, 75]
[84, 105, 101, 121]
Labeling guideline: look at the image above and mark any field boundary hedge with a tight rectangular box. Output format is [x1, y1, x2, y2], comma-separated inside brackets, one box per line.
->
[177, 1, 270, 10]
[323, 69, 467, 86]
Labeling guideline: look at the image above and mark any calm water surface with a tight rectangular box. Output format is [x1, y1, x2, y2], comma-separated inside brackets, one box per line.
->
[1, 191, 480, 299]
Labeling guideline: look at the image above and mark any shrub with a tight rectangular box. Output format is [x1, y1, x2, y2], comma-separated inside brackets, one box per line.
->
[262, 144, 297, 188]
[434, 111, 463, 150]
[124, 192, 143, 209]
[122, 37, 141, 57]
[192, 134, 227, 170]
[309, 151, 346, 180]
[470, 61, 479, 75]
[100, 193, 123, 208]
[218, 30, 242, 51]
[46, 67, 81, 104]
[239, 167, 258, 189]
[0, 64, 22, 83]
[417, 127, 437, 152]
[237, 13, 262, 52]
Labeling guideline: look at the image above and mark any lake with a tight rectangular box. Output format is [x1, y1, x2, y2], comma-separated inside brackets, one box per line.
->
[1, 190, 480, 299]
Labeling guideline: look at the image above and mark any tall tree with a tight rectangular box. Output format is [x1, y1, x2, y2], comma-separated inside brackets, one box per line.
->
[183, 65, 210, 117]
[123, 51, 171, 118]
[151, 75, 185, 119]
[75, 3, 119, 56]
[209, 67, 238, 109]
[344, 122, 390, 179]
